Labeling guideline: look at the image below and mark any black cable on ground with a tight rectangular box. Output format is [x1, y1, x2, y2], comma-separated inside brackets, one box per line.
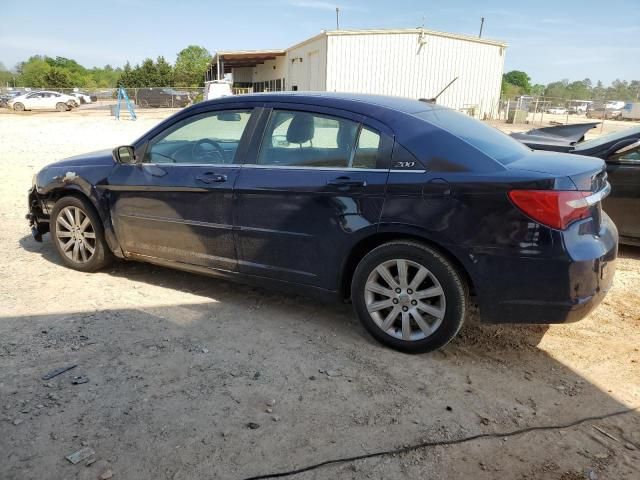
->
[241, 406, 638, 480]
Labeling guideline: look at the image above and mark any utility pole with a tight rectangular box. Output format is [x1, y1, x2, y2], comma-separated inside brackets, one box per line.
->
[336, 7, 340, 30]
[479, 17, 485, 38]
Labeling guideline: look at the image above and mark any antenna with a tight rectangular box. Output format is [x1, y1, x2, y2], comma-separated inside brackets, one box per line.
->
[336, 7, 340, 30]
[479, 17, 485, 38]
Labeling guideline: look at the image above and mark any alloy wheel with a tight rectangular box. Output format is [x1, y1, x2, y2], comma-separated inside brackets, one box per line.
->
[364, 259, 446, 341]
[55, 206, 97, 263]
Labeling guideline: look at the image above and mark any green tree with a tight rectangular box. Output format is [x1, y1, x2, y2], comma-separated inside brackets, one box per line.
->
[16, 56, 51, 88]
[0, 62, 15, 87]
[118, 57, 174, 87]
[174, 45, 211, 87]
[503, 70, 532, 94]
[43, 67, 73, 88]
[530, 84, 545, 96]
[155, 56, 174, 86]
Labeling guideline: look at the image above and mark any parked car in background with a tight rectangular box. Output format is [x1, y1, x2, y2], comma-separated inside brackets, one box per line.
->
[204, 80, 233, 100]
[546, 106, 568, 115]
[587, 106, 623, 119]
[567, 100, 592, 114]
[9, 91, 78, 112]
[26, 93, 617, 353]
[69, 92, 97, 104]
[512, 123, 640, 245]
[621, 103, 640, 121]
[136, 88, 191, 108]
[0, 90, 25, 108]
[605, 100, 626, 110]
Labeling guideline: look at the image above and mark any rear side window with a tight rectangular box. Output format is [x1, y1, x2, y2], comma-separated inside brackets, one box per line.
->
[416, 109, 529, 165]
[353, 126, 381, 169]
[257, 110, 358, 168]
[256, 110, 388, 169]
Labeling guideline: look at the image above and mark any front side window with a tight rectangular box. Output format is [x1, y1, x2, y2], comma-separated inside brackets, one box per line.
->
[257, 110, 389, 169]
[145, 109, 252, 164]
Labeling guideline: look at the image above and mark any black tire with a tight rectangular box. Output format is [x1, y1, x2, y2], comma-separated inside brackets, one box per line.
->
[351, 241, 468, 353]
[56, 102, 68, 112]
[50, 196, 113, 272]
[13, 102, 25, 112]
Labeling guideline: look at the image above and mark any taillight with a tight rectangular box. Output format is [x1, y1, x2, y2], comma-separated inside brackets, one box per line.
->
[508, 190, 591, 230]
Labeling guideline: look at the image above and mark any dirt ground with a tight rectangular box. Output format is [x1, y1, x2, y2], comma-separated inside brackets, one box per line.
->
[1, 110, 639, 480]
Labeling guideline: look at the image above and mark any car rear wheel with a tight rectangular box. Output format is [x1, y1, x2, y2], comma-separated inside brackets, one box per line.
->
[139, 99, 149, 108]
[352, 241, 468, 353]
[50, 196, 112, 272]
[56, 102, 68, 112]
[13, 102, 25, 112]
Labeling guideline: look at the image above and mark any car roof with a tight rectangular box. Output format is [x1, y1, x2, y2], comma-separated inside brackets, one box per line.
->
[205, 91, 442, 116]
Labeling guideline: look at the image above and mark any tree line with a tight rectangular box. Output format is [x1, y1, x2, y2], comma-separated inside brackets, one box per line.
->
[0, 45, 212, 90]
[503, 70, 640, 101]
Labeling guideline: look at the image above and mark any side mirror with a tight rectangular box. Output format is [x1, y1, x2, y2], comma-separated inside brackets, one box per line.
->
[113, 145, 136, 164]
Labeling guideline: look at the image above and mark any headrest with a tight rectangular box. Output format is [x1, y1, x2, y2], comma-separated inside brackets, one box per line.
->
[286, 113, 315, 144]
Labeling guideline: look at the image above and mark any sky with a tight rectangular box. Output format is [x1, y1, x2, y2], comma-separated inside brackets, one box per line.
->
[1, 0, 638, 85]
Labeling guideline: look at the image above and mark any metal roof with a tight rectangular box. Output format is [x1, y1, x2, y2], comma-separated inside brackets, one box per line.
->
[210, 50, 286, 70]
[209, 28, 507, 69]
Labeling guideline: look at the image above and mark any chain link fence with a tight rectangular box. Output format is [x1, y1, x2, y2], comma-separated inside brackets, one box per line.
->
[1, 87, 206, 112]
[495, 94, 639, 127]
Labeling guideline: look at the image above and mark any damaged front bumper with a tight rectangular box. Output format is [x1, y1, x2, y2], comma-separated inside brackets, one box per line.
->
[27, 187, 49, 242]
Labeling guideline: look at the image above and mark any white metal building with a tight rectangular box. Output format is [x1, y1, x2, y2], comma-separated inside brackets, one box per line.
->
[206, 28, 507, 118]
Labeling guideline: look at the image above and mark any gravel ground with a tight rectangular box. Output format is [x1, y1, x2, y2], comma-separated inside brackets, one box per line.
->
[1, 110, 639, 480]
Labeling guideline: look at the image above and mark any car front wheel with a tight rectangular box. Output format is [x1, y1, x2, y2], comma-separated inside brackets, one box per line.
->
[352, 241, 468, 353]
[50, 196, 112, 272]
[13, 102, 25, 112]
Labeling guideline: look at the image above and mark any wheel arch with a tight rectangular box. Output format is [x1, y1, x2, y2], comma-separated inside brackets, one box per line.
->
[41, 185, 123, 258]
[339, 231, 476, 301]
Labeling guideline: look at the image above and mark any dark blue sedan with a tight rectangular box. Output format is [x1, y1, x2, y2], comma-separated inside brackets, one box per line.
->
[26, 93, 617, 353]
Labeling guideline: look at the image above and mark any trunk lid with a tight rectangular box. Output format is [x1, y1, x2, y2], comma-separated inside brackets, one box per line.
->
[508, 150, 606, 191]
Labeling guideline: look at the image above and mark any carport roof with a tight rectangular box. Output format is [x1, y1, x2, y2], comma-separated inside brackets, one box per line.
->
[211, 50, 286, 69]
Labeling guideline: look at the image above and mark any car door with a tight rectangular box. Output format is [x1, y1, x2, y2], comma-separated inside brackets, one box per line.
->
[604, 147, 640, 241]
[106, 106, 259, 272]
[234, 105, 391, 290]
[25, 92, 45, 109]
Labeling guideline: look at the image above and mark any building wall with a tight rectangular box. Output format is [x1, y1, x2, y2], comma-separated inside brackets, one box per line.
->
[284, 35, 328, 91]
[253, 56, 288, 82]
[233, 67, 253, 84]
[326, 32, 505, 118]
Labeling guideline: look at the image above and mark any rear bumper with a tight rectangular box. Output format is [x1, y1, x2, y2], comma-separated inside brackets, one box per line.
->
[473, 213, 618, 324]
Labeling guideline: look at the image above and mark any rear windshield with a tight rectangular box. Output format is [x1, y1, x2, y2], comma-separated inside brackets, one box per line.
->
[415, 109, 529, 165]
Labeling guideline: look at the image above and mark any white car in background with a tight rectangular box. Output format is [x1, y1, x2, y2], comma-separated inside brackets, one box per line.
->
[546, 106, 568, 115]
[9, 91, 78, 112]
[69, 92, 95, 104]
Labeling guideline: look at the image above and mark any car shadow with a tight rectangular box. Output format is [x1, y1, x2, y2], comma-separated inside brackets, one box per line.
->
[19, 232, 584, 353]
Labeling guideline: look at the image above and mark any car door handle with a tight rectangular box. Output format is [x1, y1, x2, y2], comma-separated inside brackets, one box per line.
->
[196, 172, 227, 184]
[326, 177, 367, 187]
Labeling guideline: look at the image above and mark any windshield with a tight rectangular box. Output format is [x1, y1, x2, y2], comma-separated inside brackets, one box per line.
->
[415, 108, 529, 165]
[574, 126, 640, 151]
